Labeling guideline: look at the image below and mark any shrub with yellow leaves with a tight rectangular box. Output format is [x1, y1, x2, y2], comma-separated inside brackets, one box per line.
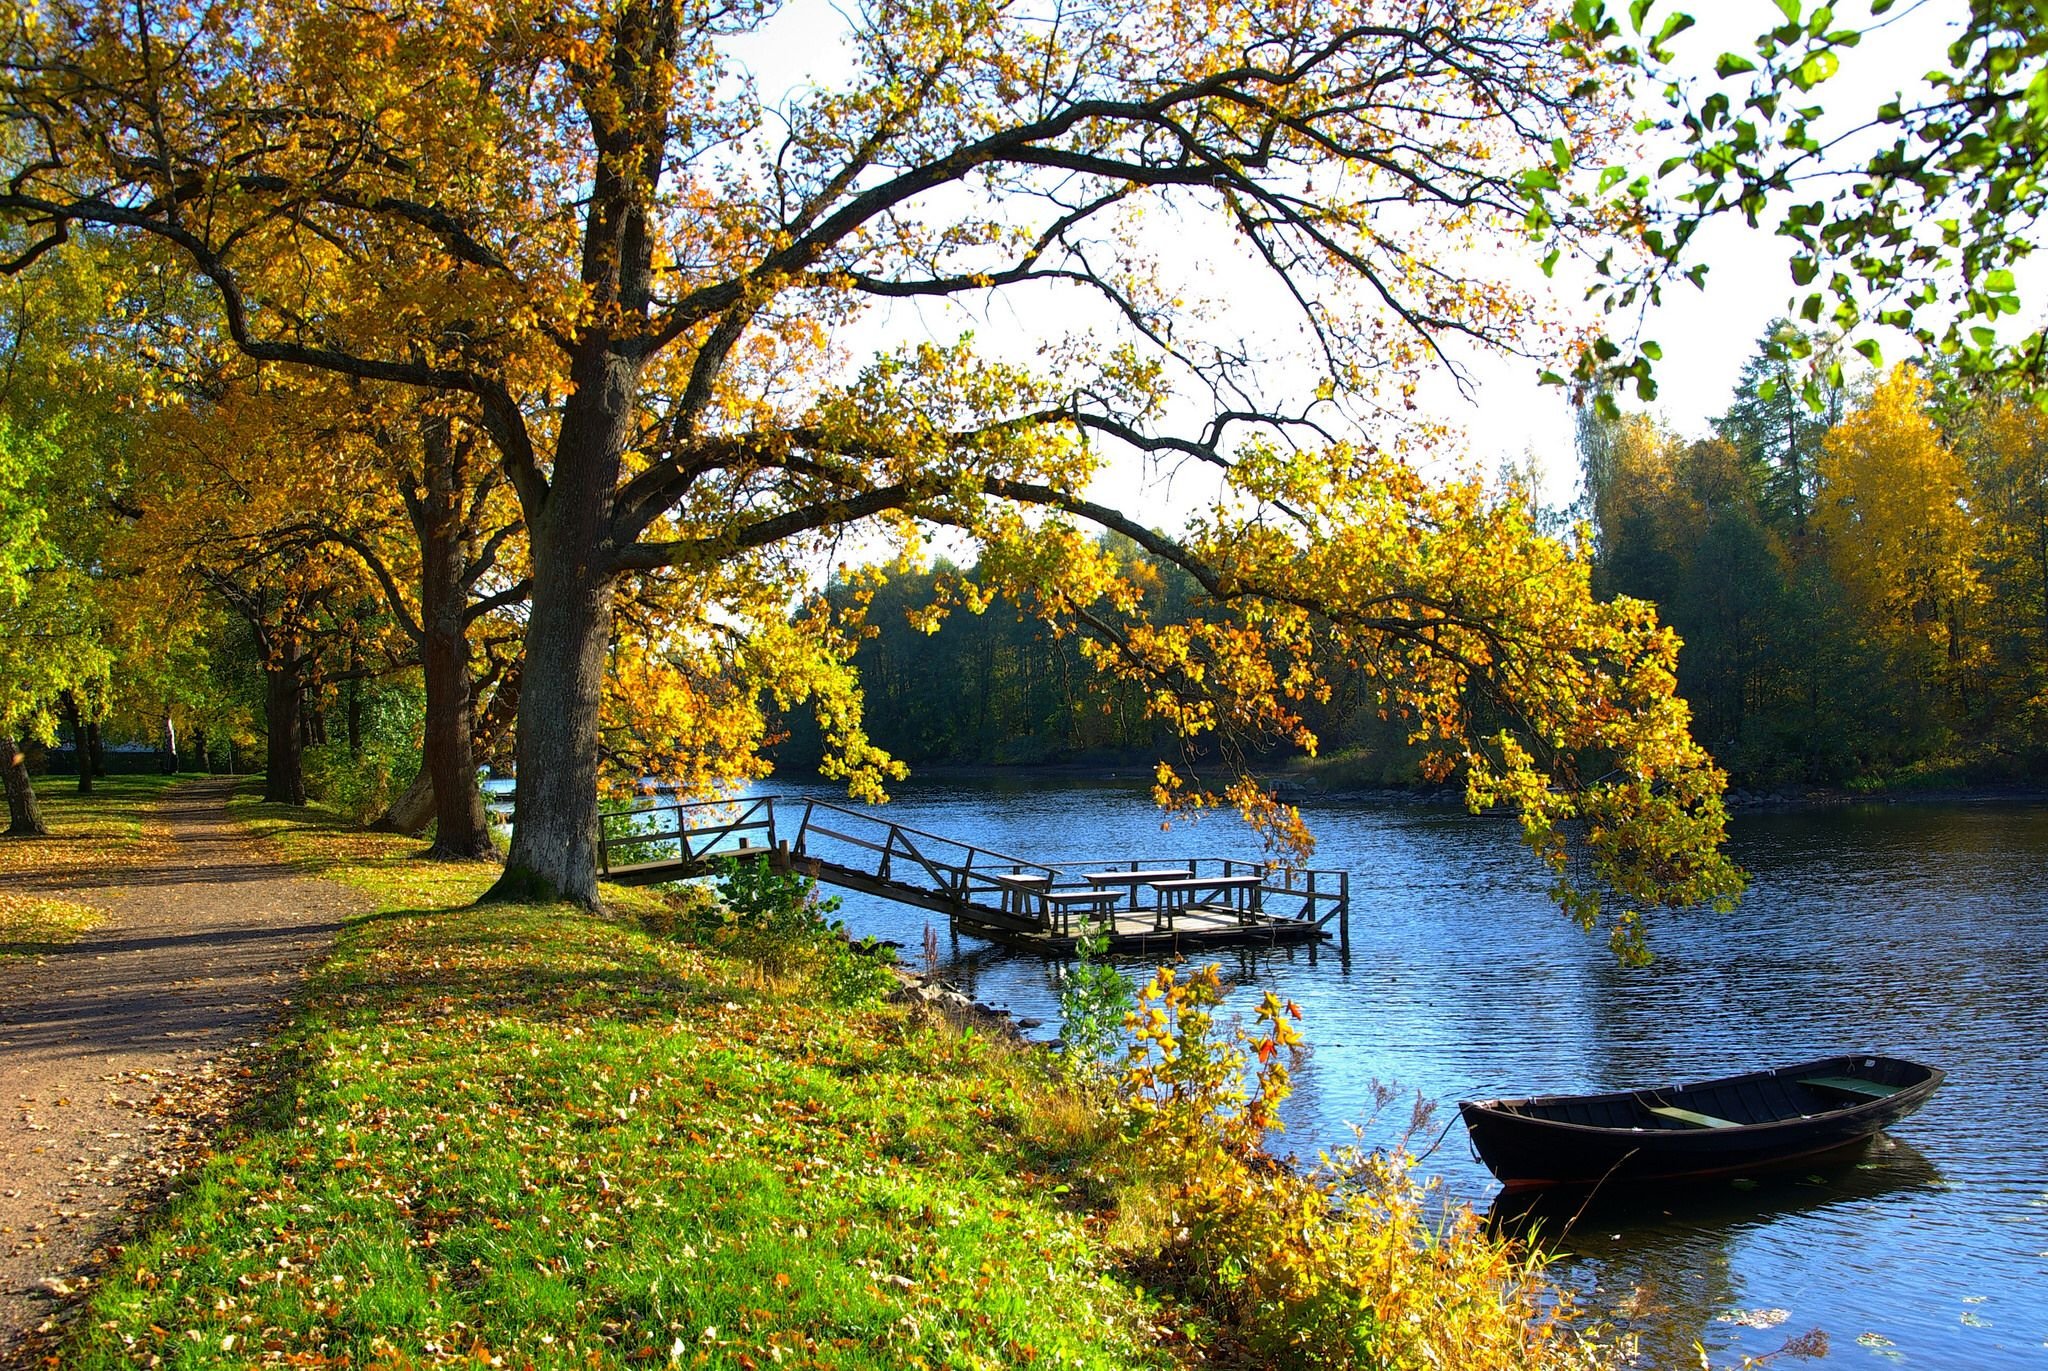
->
[1110, 966, 1619, 1370]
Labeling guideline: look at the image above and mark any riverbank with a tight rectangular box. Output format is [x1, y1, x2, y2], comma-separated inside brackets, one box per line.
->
[54, 793, 1170, 1369]
[1723, 777, 2048, 811]
[26, 784, 1618, 1369]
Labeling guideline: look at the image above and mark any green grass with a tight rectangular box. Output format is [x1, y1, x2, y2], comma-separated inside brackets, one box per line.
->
[0, 772, 183, 958]
[28, 768, 184, 822]
[1274, 746, 1435, 792]
[64, 795, 1173, 1369]
[0, 891, 103, 957]
[0, 771, 181, 861]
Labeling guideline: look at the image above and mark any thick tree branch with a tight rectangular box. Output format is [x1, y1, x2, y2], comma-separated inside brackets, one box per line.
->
[610, 481, 930, 573]
[270, 520, 425, 644]
[464, 578, 532, 624]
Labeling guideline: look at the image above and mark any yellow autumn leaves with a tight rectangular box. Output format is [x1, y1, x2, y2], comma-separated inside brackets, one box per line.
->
[1814, 367, 1983, 654]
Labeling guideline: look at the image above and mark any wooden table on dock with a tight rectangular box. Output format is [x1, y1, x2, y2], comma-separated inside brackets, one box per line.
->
[1078, 868, 1193, 913]
[987, 871, 1052, 921]
[987, 872, 1120, 933]
[1149, 874, 1267, 930]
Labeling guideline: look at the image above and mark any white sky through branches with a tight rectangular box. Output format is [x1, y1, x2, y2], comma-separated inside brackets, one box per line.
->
[723, 0, 1980, 525]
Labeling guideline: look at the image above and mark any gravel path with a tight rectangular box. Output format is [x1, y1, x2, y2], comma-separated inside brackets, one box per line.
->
[0, 777, 360, 1360]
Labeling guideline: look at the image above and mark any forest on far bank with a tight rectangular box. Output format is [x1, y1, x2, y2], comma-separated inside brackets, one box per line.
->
[776, 323, 2048, 796]
[23, 315, 2043, 810]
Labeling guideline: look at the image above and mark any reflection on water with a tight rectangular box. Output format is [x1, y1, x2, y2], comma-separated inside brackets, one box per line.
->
[688, 777, 2048, 1365]
[1488, 1135, 1946, 1243]
[1492, 1137, 1948, 1368]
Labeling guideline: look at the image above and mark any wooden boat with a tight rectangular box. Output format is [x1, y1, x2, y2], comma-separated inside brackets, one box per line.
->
[1459, 1054, 1944, 1192]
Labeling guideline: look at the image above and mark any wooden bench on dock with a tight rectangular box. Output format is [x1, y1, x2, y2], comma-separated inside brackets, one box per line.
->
[1040, 887, 1125, 933]
[989, 872, 1123, 932]
[988, 871, 1051, 921]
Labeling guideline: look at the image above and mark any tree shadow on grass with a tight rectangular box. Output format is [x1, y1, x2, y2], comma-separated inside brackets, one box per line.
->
[318, 911, 731, 1033]
[0, 938, 74, 959]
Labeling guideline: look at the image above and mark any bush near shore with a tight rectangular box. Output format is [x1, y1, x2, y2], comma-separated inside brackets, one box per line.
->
[53, 785, 1619, 1369]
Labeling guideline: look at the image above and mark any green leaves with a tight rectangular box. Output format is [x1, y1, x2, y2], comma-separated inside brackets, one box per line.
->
[1790, 49, 1840, 91]
[1571, 0, 1613, 36]
[1639, 9, 1697, 61]
[0, 420, 62, 594]
[1055, 924, 1133, 1069]
[0, 418, 112, 740]
[1566, 0, 2048, 405]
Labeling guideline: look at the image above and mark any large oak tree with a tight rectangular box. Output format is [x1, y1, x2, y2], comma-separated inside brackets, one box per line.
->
[2, 0, 1741, 954]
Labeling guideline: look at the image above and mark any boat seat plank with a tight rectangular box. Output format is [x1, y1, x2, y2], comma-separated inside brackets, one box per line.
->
[1798, 1075, 1903, 1099]
[1647, 1104, 1743, 1129]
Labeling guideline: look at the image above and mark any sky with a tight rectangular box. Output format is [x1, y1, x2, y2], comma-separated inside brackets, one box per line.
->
[721, 0, 1980, 520]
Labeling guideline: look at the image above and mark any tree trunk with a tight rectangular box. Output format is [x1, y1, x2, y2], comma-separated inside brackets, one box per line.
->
[372, 656, 524, 840]
[482, 61, 664, 903]
[265, 642, 308, 805]
[420, 636, 492, 858]
[418, 419, 497, 860]
[193, 727, 211, 774]
[483, 354, 630, 906]
[86, 720, 105, 778]
[371, 763, 436, 835]
[483, 525, 613, 904]
[161, 709, 179, 774]
[61, 691, 91, 795]
[374, 654, 522, 838]
[346, 657, 364, 755]
[3, 737, 48, 837]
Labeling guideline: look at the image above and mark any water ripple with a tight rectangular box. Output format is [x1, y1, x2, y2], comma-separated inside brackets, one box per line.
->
[745, 779, 2048, 1366]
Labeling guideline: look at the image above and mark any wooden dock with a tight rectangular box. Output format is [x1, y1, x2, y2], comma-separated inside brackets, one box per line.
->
[594, 796, 1350, 954]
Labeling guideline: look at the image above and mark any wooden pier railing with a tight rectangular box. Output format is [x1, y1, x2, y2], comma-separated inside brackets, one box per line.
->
[590, 795, 1351, 951]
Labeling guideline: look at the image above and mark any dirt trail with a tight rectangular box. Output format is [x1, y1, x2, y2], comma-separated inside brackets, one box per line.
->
[0, 777, 360, 1360]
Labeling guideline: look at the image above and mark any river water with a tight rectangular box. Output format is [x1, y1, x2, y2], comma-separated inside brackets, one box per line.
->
[620, 775, 2048, 1366]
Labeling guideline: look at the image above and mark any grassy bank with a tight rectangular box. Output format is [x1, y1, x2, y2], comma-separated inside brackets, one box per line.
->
[55, 787, 1616, 1369]
[63, 795, 1171, 1369]
[0, 772, 179, 959]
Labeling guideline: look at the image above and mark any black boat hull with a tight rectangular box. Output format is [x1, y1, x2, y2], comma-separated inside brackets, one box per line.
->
[1460, 1054, 1944, 1192]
